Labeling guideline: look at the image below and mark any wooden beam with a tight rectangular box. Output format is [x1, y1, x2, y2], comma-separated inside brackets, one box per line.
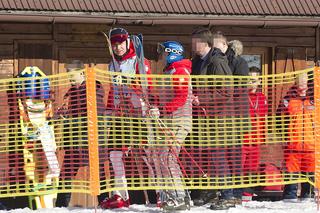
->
[0, 23, 51, 34]
[215, 26, 315, 37]
[0, 34, 52, 42]
[316, 26, 320, 62]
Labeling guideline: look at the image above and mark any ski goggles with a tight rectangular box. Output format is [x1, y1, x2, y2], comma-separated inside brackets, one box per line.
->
[157, 43, 183, 55]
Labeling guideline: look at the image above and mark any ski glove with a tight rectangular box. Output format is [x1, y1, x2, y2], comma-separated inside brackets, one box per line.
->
[148, 107, 160, 119]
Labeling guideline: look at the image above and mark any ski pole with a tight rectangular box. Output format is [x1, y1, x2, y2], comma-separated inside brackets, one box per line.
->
[154, 116, 208, 178]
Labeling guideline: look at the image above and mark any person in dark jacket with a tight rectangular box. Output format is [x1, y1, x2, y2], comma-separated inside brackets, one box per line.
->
[55, 60, 107, 207]
[226, 40, 249, 76]
[191, 29, 235, 209]
[225, 40, 251, 200]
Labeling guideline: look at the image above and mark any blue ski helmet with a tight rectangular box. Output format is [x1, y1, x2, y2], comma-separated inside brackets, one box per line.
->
[157, 41, 184, 64]
[18, 66, 50, 100]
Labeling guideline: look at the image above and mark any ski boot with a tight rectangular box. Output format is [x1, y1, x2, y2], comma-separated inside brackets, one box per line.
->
[193, 190, 218, 206]
[209, 197, 237, 210]
[242, 191, 254, 203]
[100, 194, 130, 209]
[0, 202, 6, 210]
[161, 198, 190, 211]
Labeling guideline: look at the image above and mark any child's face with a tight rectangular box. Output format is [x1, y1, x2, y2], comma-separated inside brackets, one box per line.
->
[248, 72, 261, 92]
[69, 71, 84, 86]
[158, 52, 168, 68]
[297, 74, 308, 96]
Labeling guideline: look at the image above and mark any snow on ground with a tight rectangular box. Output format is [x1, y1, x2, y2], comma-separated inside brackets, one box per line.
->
[0, 201, 318, 213]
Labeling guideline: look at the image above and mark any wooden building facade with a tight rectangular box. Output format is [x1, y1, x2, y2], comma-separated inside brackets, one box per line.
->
[0, 22, 318, 77]
[0, 0, 318, 114]
[0, 0, 319, 208]
[0, 0, 318, 79]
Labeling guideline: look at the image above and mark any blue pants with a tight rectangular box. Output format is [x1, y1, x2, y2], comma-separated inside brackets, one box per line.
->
[283, 172, 314, 199]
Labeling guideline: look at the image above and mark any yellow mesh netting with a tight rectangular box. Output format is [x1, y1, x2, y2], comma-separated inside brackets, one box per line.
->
[0, 66, 317, 202]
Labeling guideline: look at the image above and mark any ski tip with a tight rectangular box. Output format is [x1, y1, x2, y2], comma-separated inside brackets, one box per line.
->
[100, 31, 109, 37]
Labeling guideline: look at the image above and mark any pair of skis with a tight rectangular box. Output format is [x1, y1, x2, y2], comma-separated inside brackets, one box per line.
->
[17, 67, 60, 209]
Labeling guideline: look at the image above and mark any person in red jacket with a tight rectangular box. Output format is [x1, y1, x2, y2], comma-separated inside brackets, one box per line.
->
[242, 67, 268, 175]
[241, 67, 268, 201]
[100, 28, 152, 209]
[149, 41, 192, 211]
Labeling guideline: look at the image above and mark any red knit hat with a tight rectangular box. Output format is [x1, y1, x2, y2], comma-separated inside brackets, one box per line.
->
[110, 28, 129, 44]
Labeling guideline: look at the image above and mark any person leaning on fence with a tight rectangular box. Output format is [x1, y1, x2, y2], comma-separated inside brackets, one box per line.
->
[190, 28, 236, 210]
[55, 60, 107, 207]
[99, 27, 153, 209]
[148, 41, 192, 211]
[241, 67, 268, 199]
[276, 72, 315, 202]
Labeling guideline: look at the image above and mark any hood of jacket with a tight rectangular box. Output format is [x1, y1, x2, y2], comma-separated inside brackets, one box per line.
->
[166, 59, 192, 73]
[208, 47, 228, 62]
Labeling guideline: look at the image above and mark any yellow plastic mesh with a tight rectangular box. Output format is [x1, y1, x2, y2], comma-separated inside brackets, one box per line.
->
[0, 66, 317, 200]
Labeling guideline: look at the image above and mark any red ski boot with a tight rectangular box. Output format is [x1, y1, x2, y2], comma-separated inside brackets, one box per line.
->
[242, 192, 254, 202]
[100, 194, 130, 209]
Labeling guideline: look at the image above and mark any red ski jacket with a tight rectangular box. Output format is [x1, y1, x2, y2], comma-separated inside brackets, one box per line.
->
[161, 59, 192, 114]
[243, 92, 268, 145]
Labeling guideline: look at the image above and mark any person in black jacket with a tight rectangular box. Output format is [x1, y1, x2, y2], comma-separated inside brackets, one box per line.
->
[191, 29, 235, 209]
[225, 40, 251, 200]
[226, 40, 249, 76]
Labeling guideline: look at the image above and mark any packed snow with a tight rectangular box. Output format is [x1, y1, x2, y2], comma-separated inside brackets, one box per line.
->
[0, 200, 318, 213]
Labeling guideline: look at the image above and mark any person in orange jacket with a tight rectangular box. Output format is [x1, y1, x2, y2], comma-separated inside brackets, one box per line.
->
[277, 72, 314, 202]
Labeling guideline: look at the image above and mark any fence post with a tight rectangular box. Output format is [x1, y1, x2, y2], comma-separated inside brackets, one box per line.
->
[85, 66, 100, 196]
[314, 63, 320, 208]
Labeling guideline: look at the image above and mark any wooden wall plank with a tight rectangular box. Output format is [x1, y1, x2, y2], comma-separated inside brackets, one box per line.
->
[0, 44, 14, 78]
[0, 23, 52, 34]
[0, 45, 13, 58]
[57, 24, 196, 35]
[215, 26, 315, 37]
[0, 34, 52, 41]
[57, 24, 316, 38]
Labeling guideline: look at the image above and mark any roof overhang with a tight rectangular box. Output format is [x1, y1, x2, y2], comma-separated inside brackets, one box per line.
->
[0, 11, 320, 27]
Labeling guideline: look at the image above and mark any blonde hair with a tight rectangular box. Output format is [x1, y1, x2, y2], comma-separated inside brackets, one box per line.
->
[228, 40, 243, 56]
[295, 72, 308, 87]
